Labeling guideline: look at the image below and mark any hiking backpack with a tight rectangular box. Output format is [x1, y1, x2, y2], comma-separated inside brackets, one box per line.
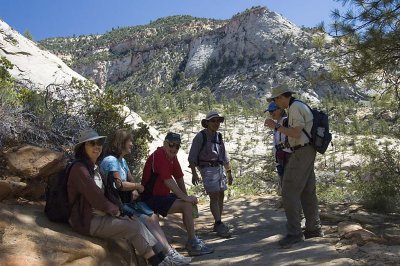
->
[197, 130, 223, 165]
[294, 100, 332, 154]
[44, 160, 87, 223]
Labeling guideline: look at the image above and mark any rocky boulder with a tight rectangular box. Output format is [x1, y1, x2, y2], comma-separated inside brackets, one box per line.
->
[0, 200, 143, 265]
[1, 145, 65, 201]
[4, 145, 64, 179]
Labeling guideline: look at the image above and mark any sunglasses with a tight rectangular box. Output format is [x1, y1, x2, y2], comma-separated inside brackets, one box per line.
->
[167, 142, 180, 150]
[87, 139, 105, 146]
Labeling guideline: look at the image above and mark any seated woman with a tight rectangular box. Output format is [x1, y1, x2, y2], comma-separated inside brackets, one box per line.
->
[100, 128, 191, 265]
[67, 128, 173, 266]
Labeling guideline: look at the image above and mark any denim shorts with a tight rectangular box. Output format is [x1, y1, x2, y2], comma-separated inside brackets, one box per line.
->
[200, 166, 227, 193]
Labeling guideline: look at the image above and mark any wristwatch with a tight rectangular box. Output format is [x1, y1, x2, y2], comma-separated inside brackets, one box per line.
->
[274, 123, 281, 130]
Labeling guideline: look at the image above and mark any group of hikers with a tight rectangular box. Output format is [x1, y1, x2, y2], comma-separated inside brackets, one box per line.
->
[66, 84, 323, 265]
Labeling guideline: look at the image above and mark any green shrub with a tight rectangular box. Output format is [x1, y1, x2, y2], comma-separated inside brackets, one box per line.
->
[353, 141, 400, 213]
[126, 122, 154, 181]
[317, 174, 354, 204]
[0, 57, 18, 106]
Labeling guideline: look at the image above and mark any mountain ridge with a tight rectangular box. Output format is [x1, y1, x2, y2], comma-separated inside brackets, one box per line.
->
[37, 6, 364, 102]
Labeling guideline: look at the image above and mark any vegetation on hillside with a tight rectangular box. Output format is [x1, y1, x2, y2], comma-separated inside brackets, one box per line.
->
[38, 16, 226, 66]
[0, 59, 151, 174]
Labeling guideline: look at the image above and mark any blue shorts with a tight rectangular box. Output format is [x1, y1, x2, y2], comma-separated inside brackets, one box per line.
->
[143, 193, 177, 217]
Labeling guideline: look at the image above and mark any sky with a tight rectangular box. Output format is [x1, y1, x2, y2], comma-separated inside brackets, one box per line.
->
[1, 0, 346, 41]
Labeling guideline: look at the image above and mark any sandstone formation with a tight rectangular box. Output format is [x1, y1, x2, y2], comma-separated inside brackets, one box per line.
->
[0, 20, 86, 90]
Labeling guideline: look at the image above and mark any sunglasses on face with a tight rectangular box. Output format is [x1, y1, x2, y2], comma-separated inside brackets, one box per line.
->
[167, 142, 180, 150]
[87, 139, 105, 146]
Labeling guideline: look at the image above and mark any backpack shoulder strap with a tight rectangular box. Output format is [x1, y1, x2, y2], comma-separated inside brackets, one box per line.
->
[201, 130, 207, 150]
[197, 130, 207, 165]
[290, 99, 312, 141]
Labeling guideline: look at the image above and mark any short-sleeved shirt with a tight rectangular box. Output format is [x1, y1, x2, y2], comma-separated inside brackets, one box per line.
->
[100, 155, 129, 181]
[141, 147, 184, 196]
[287, 101, 313, 147]
[188, 129, 229, 166]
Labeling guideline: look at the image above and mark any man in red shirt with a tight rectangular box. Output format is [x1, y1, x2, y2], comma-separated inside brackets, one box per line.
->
[141, 132, 213, 256]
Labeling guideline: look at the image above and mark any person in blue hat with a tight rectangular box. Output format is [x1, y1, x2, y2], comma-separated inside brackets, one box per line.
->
[264, 102, 292, 194]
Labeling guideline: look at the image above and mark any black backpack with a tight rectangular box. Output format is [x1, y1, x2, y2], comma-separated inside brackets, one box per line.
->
[44, 159, 88, 223]
[294, 100, 332, 154]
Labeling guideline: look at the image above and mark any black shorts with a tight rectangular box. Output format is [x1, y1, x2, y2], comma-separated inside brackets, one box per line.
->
[143, 193, 178, 217]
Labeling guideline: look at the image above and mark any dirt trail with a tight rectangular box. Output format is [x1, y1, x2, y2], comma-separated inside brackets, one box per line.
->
[162, 195, 354, 266]
[3, 195, 398, 265]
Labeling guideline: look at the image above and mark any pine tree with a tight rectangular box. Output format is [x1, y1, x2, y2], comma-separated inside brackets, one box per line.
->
[331, 0, 400, 106]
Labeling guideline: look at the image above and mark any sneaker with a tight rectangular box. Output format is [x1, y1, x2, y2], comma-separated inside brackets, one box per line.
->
[213, 222, 231, 238]
[185, 236, 214, 256]
[167, 248, 192, 265]
[158, 256, 174, 266]
[278, 234, 304, 248]
[303, 229, 324, 239]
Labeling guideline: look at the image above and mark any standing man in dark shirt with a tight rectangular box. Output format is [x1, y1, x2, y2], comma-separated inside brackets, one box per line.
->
[265, 84, 323, 248]
[188, 111, 233, 238]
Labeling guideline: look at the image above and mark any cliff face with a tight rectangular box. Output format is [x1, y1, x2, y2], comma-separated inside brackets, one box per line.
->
[185, 7, 353, 100]
[0, 20, 86, 91]
[38, 7, 358, 101]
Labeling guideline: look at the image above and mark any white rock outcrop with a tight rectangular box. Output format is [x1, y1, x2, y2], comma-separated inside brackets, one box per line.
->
[0, 20, 86, 90]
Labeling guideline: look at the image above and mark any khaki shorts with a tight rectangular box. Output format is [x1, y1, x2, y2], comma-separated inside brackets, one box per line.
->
[200, 166, 227, 193]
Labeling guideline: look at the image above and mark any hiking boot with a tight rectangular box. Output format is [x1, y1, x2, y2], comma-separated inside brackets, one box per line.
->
[185, 236, 214, 256]
[278, 234, 304, 248]
[303, 229, 324, 239]
[167, 248, 192, 265]
[213, 222, 231, 238]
